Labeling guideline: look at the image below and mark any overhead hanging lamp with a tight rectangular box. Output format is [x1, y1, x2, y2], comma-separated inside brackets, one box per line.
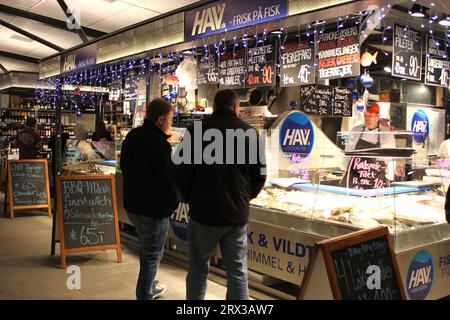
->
[409, 4, 426, 18]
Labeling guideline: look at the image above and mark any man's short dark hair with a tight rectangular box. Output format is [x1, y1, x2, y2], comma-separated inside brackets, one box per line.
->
[146, 98, 173, 122]
[25, 118, 36, 127]
[213, 89, 239, 111]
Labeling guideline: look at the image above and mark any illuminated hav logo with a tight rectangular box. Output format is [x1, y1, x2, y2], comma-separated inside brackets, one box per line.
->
[411, 109, 429, 144]
[279, 112, 314, 156]
[191, 3, 226, 37]
[406, 250, 434, 300]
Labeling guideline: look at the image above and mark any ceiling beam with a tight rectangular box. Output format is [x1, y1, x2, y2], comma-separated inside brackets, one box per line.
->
[0, 51, 40, 64]
[0, 19, 64, 52]
[0, 63, 7, 73]
[0, 4, 106, 38]
[56, 0, 88, 43]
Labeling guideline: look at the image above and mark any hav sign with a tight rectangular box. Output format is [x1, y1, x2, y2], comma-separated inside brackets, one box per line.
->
[184, 0, 288, 41]
[279, 112, 314, 157]
[411, 109, 429, 144]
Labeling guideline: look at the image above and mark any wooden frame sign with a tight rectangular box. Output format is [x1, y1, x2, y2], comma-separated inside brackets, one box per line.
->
[7, 159, 51, 219]
[298, 226, 406, 300]
[56, 175, 122, 268]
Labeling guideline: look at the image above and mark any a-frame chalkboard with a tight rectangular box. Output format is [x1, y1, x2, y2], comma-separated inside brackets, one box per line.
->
[298, 226, 405, 300]
[6, 159, 51, 219]
[56, 175, 122, 268]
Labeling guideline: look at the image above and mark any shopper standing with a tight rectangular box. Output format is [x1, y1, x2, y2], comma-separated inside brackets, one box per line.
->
[175, 89, 266, 300]
[120, 98, 180, 300]
[16, 118, 41, 159]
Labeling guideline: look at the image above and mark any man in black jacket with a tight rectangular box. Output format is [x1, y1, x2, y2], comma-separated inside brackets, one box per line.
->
[174, 89, 266, 300]
[120, 98, 179, 300]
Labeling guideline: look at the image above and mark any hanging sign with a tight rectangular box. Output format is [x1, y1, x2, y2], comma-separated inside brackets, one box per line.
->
[392, 24, 422, 81]
[246, 42, 276, 87]
[197, 53, 219, 85]
[317, 26, 360, 80]
[280, 39, 315, 87]
[219, 48, 247, 89]
[184, 0, 288, 41]
[425, 36, 450, 87]
[61, 43, 97, 73]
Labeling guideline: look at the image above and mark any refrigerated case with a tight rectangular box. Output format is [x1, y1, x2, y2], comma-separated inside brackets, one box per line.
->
[165, 110, 450, 299]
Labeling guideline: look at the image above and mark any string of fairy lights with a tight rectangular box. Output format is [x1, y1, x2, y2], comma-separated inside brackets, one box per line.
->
[35, 0, 449, 113]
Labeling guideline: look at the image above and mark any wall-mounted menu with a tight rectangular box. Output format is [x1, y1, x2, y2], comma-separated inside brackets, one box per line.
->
[9, 160, 49, 207]
[425, 36, 449, 87]
[333, 87, 352, 117]
[246, 42, 276, 87]
[300, 85, 352, 116]
[392, 24, 422, 80]
[280, 40, 315, 86]
[317, 26, 360, 80]
[197, 53, 219, 85]
[219, 48, 246, 89]
[58, 176, 118, 249]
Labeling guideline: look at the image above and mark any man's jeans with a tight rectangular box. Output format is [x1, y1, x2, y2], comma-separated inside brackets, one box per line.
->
[187, 219, 249, 300]
[127, 212, 169, 300]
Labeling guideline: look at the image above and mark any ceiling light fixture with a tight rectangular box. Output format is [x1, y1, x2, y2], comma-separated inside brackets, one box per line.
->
[384, 66, 392, 73]
[438, 15, 450, 27]
[410, 4, 426, 18]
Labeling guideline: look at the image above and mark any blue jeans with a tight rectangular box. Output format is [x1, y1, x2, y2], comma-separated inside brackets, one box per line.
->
[187, 219, 249, 300]
[127, 212, 169, 300]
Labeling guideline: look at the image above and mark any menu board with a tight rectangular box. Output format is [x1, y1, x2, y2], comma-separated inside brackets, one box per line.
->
[197, 53, 219, 85]
[425, 36, 450, 87]
[298, 227, 405, 300]
[58, 176, 119, 250]
[333, 87, 352, 117]
[280, 40, 315, 86]
[392, 24, 422, 80]
[300, 84, 333, 115]
[219, 48, 246, 89]
[330, 235, 403, 300]
[9, 161, 49, 207]
[160, 63, 178, 98]
[246, 42, 276, 87]
[317, 26, 360, 80]
[300, 85, 352, 116]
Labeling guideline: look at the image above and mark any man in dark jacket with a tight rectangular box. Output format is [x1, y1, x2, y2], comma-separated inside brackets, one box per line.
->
[174, 89, 266, 300]
[120, 98, 180, 300]
[16, 118, 41, 159]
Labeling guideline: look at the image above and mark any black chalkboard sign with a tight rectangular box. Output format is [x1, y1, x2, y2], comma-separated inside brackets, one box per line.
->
[56, 175, 122, 268]
[219, 48, 246, 89]
[333, 87, 352, 117]
[300, 85, 353, 116]
[392, 24, 422, 80]
[300, 84, 333, 115]
[425, 36, 450, 87]
[197, 53, 219, 85]
[298, 227, 405, 300]
[246, 42, 276, 87]
[280, 39, 315, 87]
[7, 159, 51, 218]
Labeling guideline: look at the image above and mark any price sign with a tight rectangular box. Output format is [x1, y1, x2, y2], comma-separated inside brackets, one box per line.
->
[392, 24, 422, 80]
[333, 87, 353, 117]
[343, 157, 387, 190]
[280, 39, 315, 86]
[300, 85, 352, 116]
[246, 42, 276, 87]
[425, 36, 450, 87]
